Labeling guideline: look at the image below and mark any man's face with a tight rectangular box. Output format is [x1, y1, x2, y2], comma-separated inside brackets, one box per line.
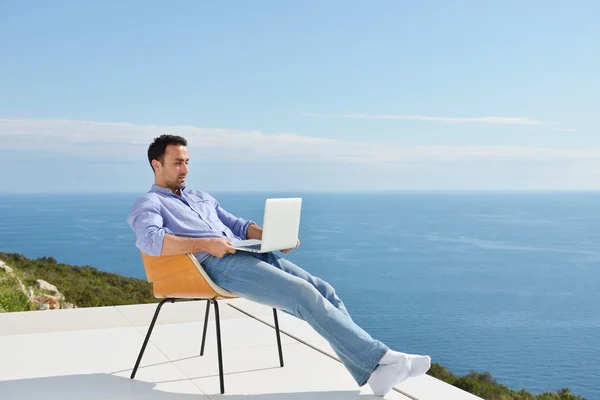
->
[154, 145, 189, 191]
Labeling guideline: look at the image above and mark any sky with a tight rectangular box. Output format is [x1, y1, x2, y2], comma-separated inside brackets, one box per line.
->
[1, 0, 599, 193]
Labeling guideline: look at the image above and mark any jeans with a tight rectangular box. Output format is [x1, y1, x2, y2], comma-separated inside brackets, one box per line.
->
[201, 251, 389, 387]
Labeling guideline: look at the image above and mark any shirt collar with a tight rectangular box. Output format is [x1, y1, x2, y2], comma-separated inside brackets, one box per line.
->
[150, 184, 186, 196]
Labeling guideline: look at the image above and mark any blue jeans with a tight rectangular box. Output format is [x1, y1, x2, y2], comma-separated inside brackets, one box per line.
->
[201, 251, 389, 386]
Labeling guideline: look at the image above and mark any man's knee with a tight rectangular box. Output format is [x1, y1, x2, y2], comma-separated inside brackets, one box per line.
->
[290, 278, 326, 311]
[310, 275, 337, 296]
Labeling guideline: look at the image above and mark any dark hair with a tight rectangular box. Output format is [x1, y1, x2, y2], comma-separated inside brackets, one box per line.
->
[147, 134, 187, 172]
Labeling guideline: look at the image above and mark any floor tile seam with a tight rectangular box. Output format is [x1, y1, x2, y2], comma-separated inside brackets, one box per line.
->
[0, 323, 136, 338]
[113, 304, 138, 327]
[0, 306, 136, 337]
[128, 315, 257, 329]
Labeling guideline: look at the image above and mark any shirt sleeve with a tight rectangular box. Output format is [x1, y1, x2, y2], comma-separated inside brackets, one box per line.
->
[212, 197, 254, 240]
[127, 196, 174, 256]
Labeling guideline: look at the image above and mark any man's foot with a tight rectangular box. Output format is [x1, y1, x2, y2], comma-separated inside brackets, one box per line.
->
[367, 352, 431, 397]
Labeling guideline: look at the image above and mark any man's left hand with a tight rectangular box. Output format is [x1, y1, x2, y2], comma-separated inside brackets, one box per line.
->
[281, 239, 300, 254]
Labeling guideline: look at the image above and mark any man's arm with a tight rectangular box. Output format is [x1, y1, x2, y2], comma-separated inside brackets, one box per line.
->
[161, 234, 213, 256]
[127, 196, 234, 257]
[246, 223, 263, 240]
[127, 197, 172, 256]
[161, 234, 235, 258]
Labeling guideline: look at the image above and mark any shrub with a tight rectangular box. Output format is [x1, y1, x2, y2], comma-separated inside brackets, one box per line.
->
[0, 252, 157, 308]
[0, 272, 33, 312]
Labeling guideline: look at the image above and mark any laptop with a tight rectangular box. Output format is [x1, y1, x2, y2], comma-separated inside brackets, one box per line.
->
[233, 197, 302, 253]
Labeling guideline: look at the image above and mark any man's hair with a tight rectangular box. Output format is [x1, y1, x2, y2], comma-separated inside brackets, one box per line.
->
[147, 134, 187, 172]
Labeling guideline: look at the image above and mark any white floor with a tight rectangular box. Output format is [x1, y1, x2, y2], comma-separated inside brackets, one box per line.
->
[0, 298, 481, 400]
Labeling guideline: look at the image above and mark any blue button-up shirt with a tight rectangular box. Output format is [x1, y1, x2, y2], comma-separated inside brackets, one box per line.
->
[127, 185, 254, 262]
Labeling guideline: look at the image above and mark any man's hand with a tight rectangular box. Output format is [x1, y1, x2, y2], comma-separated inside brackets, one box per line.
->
[206, 238, 237, 258]
[281, 239, 300, 254]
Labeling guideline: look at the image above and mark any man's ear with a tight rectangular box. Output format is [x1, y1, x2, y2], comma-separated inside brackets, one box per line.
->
[152, 159, 160, 172]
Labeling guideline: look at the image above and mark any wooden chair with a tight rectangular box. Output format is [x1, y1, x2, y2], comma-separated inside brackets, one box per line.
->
[130, 252, 285, 394]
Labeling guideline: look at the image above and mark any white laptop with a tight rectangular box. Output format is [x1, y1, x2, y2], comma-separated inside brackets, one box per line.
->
[233, 198, 302, 253]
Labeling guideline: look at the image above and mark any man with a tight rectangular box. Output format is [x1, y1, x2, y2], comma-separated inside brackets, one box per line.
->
[127, 134, 431, 397]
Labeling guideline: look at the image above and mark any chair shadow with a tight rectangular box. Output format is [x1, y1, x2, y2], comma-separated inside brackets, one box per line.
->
[0, 373, 383, 400]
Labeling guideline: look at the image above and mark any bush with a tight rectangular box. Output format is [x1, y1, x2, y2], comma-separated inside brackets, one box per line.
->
[427, 363, 586, 400]
[0, 252, 157, 308]
[0, 272, 32, 312]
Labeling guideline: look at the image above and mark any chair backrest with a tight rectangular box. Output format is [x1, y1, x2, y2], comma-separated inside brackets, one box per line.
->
[140, 253, 237, 300]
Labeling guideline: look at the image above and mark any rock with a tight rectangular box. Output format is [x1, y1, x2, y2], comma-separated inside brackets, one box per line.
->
[0, 266, 76, 311]
[0, 261, 13, 274]
[33, 294, 61, 310]
[36, 279, 59, 294]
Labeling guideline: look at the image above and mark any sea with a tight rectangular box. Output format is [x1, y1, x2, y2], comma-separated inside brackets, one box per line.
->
[0, 191, 599, 399]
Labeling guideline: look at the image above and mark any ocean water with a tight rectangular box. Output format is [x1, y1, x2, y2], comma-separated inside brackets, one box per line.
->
[0, 191, 599, 399]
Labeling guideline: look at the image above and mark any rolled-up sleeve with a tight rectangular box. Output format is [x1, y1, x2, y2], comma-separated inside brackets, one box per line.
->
[214, 199, 254, 240]
[127, 196, 173, 256]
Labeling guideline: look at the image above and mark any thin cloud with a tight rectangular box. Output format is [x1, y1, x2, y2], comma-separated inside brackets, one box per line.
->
[0, 118, 598, 165]
[553, 127, 578, 132]
[299, 112, 551, 126]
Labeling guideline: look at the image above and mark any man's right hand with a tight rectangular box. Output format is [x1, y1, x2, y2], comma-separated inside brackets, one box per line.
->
[206, 238, 237, 258]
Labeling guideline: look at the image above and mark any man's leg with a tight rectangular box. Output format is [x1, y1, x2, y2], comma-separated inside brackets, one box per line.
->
[250, 252, 352, 319]
[248, 252, 366, 381]
[202, 252, 388, 387]
[255, 254, 433, 396]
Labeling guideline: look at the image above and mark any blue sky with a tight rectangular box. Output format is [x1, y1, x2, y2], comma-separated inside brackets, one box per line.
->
[1, 0, 599, 192]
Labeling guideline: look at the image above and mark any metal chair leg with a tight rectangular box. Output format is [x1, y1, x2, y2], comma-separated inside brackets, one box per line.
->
[213, 299, 225, 394]
[200, 299, 211, 356]
[131, 297, 283, 394]
[130, 298, 172, 379]
[273, 308, 284, 367]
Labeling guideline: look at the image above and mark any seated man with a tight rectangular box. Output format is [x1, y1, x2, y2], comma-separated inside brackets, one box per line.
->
[127, 134, 431, 397]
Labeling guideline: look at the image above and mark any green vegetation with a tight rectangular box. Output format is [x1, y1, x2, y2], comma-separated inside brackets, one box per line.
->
[0, 270, 33, 312]
[0, 251, 587, 400]
[427, 359, 584, 399]
[0, 252, 158, 309]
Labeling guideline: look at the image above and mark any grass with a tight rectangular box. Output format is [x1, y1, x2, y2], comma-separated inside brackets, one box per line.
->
[0, 269, 33, 312]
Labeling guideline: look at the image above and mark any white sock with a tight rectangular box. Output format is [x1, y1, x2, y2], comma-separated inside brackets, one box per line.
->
[368, 352, 431, 397]
[408, 354, 432, 377]
[379, 349, 405, 365]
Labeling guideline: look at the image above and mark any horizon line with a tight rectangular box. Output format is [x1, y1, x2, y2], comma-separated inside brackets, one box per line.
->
[2, 188, 600, 196]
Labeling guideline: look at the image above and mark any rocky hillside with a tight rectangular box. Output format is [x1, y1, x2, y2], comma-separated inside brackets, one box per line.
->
[0, 252, 157, 312]
[0, 260, 75, 311]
